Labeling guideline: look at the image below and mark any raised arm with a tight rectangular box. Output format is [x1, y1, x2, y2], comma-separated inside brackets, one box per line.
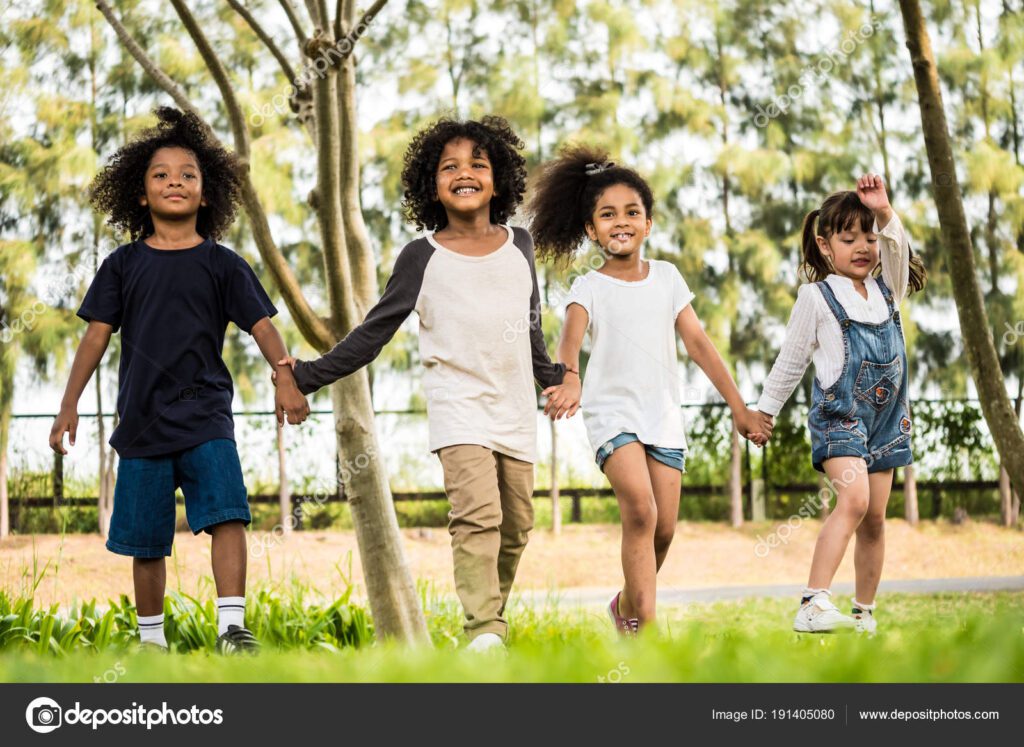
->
[857, 173, 909, 303]
[49, 321, 113, 454]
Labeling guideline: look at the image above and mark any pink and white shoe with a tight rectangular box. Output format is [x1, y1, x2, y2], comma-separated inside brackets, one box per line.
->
[608, 592, 639, 636]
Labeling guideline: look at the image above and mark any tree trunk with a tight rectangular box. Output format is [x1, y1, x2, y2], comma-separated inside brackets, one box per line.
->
[999, 466, 1013, 526]
[729, 425, 742, 527]
[550, 418, 561, 536]
[898, 0, 1024, 492]
[277, 419, 292, 535]
[904, 464, 919, 526]
[330, 378, 427, 641]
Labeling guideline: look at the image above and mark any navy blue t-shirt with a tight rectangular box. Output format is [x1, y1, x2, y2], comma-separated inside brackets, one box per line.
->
[78, 238, 277, 458]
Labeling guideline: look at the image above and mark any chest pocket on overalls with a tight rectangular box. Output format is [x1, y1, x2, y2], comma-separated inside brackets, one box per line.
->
[853, 357, 903, 412]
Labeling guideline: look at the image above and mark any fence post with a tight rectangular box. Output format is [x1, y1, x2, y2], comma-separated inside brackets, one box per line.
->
[550, 418, 561, 536]
[571, 493, 581, 523]
[53, 451, 63, 508]
[751, 478, 766, 522]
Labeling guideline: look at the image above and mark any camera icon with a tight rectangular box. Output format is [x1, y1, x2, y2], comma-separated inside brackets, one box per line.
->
[25, 697, 62, 733]
[179, 386, 203, 401]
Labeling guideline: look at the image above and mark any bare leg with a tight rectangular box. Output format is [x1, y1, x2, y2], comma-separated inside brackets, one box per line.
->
[854, 470, 894, 605]
[133, 557, 166, 617]
[603, 443, 658, 627]
[647, 455, 682, 571]
[209, 521, 247, 598]
[807, 457, 870, 590]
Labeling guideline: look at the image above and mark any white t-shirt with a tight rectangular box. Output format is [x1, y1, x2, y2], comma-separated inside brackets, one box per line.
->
[565, 259, 695, 454]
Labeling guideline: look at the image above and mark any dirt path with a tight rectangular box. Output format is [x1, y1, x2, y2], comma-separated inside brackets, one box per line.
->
[1, 519, 1021, 607]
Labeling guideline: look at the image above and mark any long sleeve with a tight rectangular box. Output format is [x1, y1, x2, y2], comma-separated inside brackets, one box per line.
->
[876, 211, 910, 304]
[514, 226, 565, 389]
[292, 241, 433, 395]
[756, 284, 820, 416]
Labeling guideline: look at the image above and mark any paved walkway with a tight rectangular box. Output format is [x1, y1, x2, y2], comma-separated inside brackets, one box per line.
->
[514, 575, 1024, 607]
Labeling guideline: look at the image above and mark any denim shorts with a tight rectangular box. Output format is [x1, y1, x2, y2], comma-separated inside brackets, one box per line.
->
[595, 432, 686, 473]
[106, 438, 251, 558]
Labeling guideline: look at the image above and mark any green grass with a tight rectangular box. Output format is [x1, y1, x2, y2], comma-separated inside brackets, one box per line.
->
[0, 585, 1021, 683]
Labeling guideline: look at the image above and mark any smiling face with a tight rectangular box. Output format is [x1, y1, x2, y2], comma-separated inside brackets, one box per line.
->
[434, 138, 495, 218]
[817, 221, 879, 282]
[140, 146, 205, 223]
[585, 183, 652, 256]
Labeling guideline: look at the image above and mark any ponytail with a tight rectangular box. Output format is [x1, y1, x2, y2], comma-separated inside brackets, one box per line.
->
[528, 144, 654, 265]
[799, 208, 832, 283]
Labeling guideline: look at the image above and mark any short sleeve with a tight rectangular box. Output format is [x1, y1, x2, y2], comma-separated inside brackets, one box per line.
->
[671, 265, 696, 318]
[565, 275, 594, 320]
[78, 254, 123, 331]
[222, 251, 278, 333]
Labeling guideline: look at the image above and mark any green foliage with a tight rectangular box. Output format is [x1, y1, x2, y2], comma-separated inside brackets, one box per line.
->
[0, 589, 1021, 682]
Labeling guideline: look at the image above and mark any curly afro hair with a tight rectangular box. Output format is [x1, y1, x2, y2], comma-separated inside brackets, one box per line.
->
[528, 144, 654, 264]
[90, 107, 242, 241]
[401, 115, 527, 231]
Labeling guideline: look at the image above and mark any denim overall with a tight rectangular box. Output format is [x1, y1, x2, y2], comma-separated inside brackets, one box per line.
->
[808, 277, 913, 474]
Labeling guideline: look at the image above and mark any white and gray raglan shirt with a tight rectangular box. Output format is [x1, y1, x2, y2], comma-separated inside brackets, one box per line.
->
[292, 225, 565, 464]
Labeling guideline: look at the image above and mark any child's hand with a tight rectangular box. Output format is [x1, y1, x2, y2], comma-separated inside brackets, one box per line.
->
[271, 355, 298, 387]
[542, 375, 582, 420]
[855, 173, 891, 215]
[274, 377, 309, 425]
[734, 407, 773, 447]
[49, 405, 79, 455]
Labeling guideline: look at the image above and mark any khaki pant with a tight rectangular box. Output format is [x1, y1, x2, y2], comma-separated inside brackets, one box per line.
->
[437, 444, 535, 640]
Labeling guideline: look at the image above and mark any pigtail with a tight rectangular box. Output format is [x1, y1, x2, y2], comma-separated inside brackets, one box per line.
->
[906, 247, 928, 294]
[798, 208, 831, 283]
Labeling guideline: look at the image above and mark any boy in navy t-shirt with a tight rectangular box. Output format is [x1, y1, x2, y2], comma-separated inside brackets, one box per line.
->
[48, 108, 309, 653]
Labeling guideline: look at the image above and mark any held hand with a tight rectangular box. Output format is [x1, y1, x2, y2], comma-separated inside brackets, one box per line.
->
[49, 406, 79, 455]
[855, 173, 891, 214]
[542, 376, 582, 420]
[734, 407, 773, 448]
[275, 378, 310, 425]
[270, 356, 298, 387]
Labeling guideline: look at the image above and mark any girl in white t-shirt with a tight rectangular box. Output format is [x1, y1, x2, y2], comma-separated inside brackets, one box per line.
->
[528, 145, 773, 634]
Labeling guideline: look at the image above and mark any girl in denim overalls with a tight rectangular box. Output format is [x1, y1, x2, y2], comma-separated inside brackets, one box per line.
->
[757, 175, 927, 634]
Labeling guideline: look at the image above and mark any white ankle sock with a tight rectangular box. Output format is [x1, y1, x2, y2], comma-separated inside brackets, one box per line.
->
[138, 613, 167, 648]
[217, 596, 245, 636]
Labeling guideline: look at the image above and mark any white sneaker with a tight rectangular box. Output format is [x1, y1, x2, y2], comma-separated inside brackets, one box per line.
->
[852, 604, 878, 635]
[466, 632, 504, 652]
[793, 591, 856, 633]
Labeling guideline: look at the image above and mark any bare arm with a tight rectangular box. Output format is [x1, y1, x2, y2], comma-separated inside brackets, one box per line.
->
[251, 316, 309, 425]
[49, 321, 113, 454]
[542, 303, 587, 419]
[675, 306, 772, 444]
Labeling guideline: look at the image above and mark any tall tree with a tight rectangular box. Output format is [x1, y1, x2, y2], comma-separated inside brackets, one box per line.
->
[898, 0, 1024, 496]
